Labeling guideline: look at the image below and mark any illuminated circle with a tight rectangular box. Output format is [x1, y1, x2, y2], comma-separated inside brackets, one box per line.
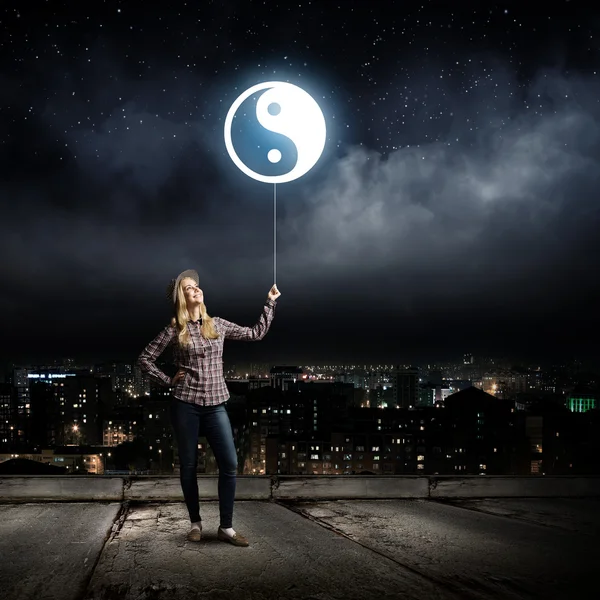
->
[224, 81, 326, 184]
[267, 149, 282, 163]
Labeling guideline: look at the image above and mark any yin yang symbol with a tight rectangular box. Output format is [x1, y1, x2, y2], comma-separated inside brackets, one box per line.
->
[224, 81, 327, 184]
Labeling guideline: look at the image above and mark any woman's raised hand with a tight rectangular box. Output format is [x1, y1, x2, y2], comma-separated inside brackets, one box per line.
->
[268, 284, 281, 301]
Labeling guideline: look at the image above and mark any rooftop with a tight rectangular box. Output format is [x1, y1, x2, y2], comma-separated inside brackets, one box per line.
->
[1, 475, 599, 600]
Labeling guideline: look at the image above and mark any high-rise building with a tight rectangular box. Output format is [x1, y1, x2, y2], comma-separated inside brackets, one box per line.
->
[393, 367, 419, 408]
[0, 383, 16, 451]
[142, 397, 174, 473]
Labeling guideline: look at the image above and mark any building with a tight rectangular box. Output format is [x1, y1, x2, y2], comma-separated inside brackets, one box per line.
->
[270, 366, 304, 391]
[566, 393, 597, 413]
[0, 447, 105, 474]
[0, 383, 16, 451]
[393, 367, 419, 408]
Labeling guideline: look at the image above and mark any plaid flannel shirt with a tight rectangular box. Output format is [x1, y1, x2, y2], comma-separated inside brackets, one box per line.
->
[137, 299, 276, 406]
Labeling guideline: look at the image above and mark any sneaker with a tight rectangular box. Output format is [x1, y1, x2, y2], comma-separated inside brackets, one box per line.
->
[217, 527, 249, 547]
[186, 525, 202, 542]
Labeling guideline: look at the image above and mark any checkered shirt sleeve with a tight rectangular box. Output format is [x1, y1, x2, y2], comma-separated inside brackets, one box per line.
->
[137, 326, 176, 387]
[215, 298, 277, 341]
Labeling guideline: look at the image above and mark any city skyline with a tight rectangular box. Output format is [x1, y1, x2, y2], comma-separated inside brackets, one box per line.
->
[2, 355, 598, 476]
[1, 1, 600, 365]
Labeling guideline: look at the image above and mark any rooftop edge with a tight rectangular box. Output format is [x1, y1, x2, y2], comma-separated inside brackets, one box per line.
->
[0, 474, 599, 502]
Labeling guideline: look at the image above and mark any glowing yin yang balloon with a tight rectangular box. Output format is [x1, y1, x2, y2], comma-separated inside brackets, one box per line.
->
[224, 81, 326, 184]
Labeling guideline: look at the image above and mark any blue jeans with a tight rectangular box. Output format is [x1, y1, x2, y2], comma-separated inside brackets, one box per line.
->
[170, 399, 238, 528]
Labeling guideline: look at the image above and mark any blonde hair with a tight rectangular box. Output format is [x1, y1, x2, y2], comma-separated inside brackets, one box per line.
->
[171, 280, 220, 347]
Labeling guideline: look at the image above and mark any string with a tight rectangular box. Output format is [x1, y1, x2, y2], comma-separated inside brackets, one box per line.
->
[273, 182, 277, 285]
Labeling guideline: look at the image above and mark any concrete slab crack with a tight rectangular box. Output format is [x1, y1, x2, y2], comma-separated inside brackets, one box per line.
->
[434, 499, 563, 531]
[429, 477, 438, 494]
[75, 502, 129, 600]
[109, 501, 130, 542]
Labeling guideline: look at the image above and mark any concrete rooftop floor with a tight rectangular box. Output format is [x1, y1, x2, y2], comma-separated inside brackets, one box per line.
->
[1, 497, 598, 600]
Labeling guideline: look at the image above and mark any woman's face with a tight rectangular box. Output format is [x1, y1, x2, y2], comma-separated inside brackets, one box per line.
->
[181, 277, 203, 307]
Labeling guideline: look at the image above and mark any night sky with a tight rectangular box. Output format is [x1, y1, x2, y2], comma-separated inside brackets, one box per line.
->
[1, 1, 599, 366]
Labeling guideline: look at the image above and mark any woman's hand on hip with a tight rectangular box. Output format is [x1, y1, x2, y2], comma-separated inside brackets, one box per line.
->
[171, 369, 185, 385]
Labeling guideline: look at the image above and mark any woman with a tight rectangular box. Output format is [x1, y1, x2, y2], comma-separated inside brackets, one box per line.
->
[137, 269, 280, 546]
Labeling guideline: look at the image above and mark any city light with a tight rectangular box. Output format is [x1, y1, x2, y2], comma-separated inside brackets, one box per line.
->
[2, 357, 598, 479]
